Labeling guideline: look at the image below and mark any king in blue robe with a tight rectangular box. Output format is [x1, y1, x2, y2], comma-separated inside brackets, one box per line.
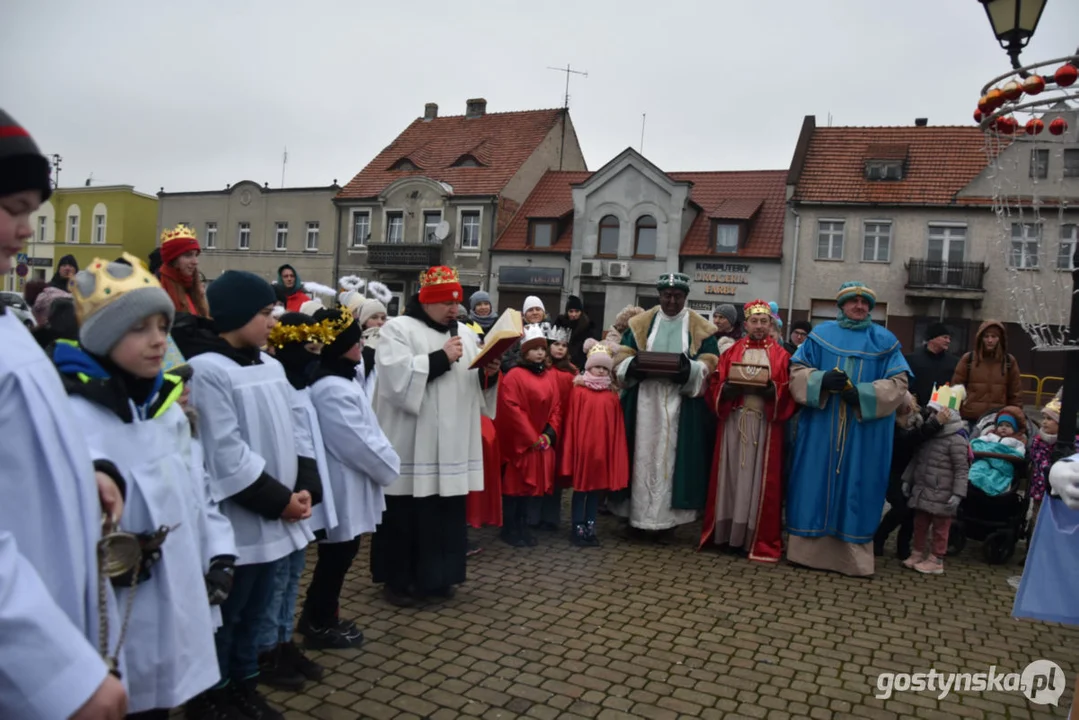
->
[786, 282, 910, 576]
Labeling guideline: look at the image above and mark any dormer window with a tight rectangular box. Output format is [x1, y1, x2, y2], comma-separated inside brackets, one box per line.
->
[529, 220, 556, 248]
[865, 160, 904, 181]
[714, 222, 740, 253]
[452, 154, 483, 168]
[390, 158, 420, 171]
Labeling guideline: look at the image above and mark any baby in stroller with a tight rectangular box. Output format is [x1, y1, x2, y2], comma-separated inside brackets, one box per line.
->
[969, 406, 1028, 497]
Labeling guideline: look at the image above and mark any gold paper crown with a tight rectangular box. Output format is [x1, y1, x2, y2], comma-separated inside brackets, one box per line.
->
[587, 341, 613, 358]
[267, 308, 355, 349]
[1043, 398, 1062, 415]
[160, 224, 198, 244]
[419, 265, 460, 287]
[744, 299, 771, 316]
[72, 253, 163, 324]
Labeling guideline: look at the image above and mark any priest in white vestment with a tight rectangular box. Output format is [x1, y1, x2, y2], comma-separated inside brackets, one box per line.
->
[372, 266, 501, 607]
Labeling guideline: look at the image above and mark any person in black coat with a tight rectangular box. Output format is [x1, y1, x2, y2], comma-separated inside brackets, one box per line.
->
[905, 322, 959, 407]
[873, 393, 948, 559]
[48, 254, 78, 290]
[556, 295, 595, 370]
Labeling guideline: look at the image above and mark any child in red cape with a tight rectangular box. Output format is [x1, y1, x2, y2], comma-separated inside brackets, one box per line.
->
[558, 339, 629, 546]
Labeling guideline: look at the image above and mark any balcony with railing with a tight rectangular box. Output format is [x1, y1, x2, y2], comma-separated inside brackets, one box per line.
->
[366, 243, 443, 268]
[905, 258, 987, 304]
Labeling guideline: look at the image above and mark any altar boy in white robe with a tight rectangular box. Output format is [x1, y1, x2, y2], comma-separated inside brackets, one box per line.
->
[0, 107, 128, 720]
[176, 270, 314, 720]
[305, 308, 400, 636]
[53, 255, 226, 718]
[372, 266, 501, 607]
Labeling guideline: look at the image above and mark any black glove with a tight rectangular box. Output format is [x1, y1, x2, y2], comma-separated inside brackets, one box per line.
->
[720, 382, 743, 401]
[840, 386, 860, 407]
[672, 355, 691, 386]
[820, 369, 849, 392]
[757, 383, 777, 400]
[206, 556, 235, 606]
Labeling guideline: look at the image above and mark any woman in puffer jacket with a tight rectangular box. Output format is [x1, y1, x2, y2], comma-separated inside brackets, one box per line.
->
[951, 319, 1022, 423]
[901, 409, 970, 575]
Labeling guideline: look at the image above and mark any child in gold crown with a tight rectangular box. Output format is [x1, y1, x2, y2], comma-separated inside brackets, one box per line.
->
[51, 254, 227, 717]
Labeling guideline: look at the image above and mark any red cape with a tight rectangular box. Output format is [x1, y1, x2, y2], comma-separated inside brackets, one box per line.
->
[496, 366, 561, 497]
[467, 416, 502, 528]
[700, 338, 795, 561]
[549, 366, 576, 488]
[557, 382, 629, 492]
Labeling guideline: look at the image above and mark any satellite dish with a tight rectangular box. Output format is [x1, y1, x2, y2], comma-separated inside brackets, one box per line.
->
[434, 221, 451, 241]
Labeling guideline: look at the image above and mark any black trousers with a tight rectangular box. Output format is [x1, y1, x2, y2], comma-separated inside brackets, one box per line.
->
[874, 504, 914, 555]
[301, 537, 361, 627]
[371, 495, 467, 595]
[127, 711, 169, 720]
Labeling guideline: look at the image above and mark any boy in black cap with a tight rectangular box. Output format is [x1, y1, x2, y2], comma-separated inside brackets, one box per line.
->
[904, 322, 958, 407]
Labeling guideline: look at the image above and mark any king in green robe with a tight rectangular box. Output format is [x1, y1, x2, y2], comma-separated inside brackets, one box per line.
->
[611, 273, 720, 531]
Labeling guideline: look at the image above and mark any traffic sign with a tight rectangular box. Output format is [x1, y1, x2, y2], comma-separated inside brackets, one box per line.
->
[15, 263, 29, 278]
[16, 253, 28, 264]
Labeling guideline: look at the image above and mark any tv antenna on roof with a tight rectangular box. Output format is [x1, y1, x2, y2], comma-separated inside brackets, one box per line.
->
[547, 63, 588, 109]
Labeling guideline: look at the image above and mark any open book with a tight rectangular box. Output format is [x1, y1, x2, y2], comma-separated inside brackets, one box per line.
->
[469, 308, 523, 369]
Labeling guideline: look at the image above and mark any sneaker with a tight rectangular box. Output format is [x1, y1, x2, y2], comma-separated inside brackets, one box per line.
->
[466, 542, 483, 558]
[280, 640, 324, 682]
[571, 524, 589, 547]
[913, 556, 944, 575]
[902, 553, 922, 569]
[585, 522, 601, 547]
[184, 686, 244, 720]
[227, 679, 284, 720]
[257, 645, 305, 691]
[299, 618, 364, 650]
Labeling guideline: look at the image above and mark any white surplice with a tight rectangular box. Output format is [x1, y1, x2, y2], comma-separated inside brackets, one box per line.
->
[190, 435, 236, 629]
[67, 396, 219, 712]
[187, 352, 314, 564]
[311, 375, 400, 541]
[0, 312, 117, 719]
[374, 317, 496, 498]
[289, 386, 339, 535]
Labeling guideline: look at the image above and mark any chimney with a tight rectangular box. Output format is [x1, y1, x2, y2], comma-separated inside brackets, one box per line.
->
[465, 98, 487, 119]
[424, 103, 438, 121]
[914, 118, 928, 127]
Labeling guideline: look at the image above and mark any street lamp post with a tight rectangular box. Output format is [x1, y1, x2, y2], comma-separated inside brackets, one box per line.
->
[978, 0, 1048, 72]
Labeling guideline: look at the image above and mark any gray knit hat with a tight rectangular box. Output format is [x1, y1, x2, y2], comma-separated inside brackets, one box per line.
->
[0, 109, 52, 201]
[73, 258, 175, 356]
[714, 304, 737, 325]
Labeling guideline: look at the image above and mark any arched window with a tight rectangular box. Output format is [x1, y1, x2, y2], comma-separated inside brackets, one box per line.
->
[634, 215, 657, 257]
[598, 215, 619, 257]
[91, 203, 108, 244]
[66, 204, 81, 244]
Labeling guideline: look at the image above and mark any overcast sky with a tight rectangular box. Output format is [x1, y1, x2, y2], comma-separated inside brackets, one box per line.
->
[4, 0, 1077, 195]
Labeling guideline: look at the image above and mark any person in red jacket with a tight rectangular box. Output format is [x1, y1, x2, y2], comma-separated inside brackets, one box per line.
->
[496, 325, 561, 548]
[558, 339, 629, 546]
[159, 225, 210, 317]
[277, 264, 312, 313]
[530, 323, 576, 531]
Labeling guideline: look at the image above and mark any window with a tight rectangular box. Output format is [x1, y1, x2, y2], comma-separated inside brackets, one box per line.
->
[1030, 149, 1049, 179]
[274, 222, 288, 251]
[67, 213, 79, 244]
[1064, 149, 1079, 178]
[598, 215, 620, 256]
[1010, 222, 1040, 268]
[386, 212, 403, 244]
[350, 211, 370, 248]
[862, 222, 891, 262]
[530, 220, 555, 248]
[93, 214, 106, 244]
[453, 155, 482, 168]
[816, 220, 844, 260]
[1059, 224, 1078, 270]
[305, 222, 320, 251]
[634, 215, 657, 257]
[37, 216, 47, 243]
[865, 161, 904, 181]
[205, 222, 217, 249]
[460, 210, 480, 249]
[238, 222, 251, 250]
[390, 159, 419, 172]
[715, 223, 739, 253]
[423, 211, 442, 243]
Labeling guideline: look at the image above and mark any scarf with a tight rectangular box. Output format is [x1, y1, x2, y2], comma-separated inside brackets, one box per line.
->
[472, 310, 498, 333]
[159, 264, 198, 315]
[836, 310, 873, 331]
[575, 370, 611, 391]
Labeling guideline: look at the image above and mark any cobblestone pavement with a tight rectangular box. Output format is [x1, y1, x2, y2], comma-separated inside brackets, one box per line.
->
[266, 516, 1078, 720]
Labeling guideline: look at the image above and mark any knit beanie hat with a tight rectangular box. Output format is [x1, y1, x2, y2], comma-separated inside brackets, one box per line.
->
[996, 405, 1026, 434]
[926, 322, 950, 341]
[32, 286, 72, 326]
[159, 225, 201, 266]
[57, 254, 79, 273]
[523, 295, 545, 314]
[566, 295, 583, 312]
[1041, 398, 1062, 424]
[313, 308, 362, 361]
[359, 299, 387, 328]
[23, 279, 48, 309]
[714, 304, 737, 325]
[71, 256, 175, 356]
[469, 290, 492, 313]
[0, 109, 52, 201]
[583, 338, 614, 371]
[207, 270, 277, 333]
[791, 320, 812, 334]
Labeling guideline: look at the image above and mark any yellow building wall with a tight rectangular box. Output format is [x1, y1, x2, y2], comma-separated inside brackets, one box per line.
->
[51, 188, 158, 271]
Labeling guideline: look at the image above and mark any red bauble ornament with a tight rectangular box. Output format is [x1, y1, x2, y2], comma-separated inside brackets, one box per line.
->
[1002, 81, 1023, 101]
[1049, 117, 1069, 136]
[1025, 118, 1044, 135]
[995, 116, 1017, 135]
[1054, 64, 1078, 88]
[1022, 75, 1046, 95]
[986, 88, 1005, 109]
[978, 96, 992, 114]
[974, 108, 984, 123]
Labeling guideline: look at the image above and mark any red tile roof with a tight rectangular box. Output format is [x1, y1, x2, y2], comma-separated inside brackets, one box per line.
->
[793, 126, 993, 205]
[337, 108, 565, 200]
[493, 169, 787, 258]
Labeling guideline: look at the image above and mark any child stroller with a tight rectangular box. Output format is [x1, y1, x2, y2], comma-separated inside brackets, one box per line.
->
[947, 408, 1032, 564]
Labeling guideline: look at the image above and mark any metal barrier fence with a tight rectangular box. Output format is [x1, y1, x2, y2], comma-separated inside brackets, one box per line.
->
[1020, 374, 1064, 408]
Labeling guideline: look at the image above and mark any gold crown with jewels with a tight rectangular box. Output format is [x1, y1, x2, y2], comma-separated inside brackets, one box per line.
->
[744, 299, 771, 316]
[71, 253, 163, 324]
[160, 224, 197, 244]
[419, 265, 460, 287]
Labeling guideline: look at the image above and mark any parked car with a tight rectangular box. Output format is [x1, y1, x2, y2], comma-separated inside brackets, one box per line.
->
[0, 291, 35, 329]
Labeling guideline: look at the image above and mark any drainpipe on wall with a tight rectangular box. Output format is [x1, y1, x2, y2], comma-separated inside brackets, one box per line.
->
[785, 203, 801, 336]
[332, 202, 342, 289]
[488, 200, 497, 293]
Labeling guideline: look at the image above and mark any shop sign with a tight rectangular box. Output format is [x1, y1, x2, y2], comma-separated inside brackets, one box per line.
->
[498, 266, 564, 287]
[692, 261, 751, 296]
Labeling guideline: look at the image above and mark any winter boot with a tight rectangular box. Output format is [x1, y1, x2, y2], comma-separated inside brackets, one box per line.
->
[298, 613, 364, 650]
[227, 678, 284, 720]
[585, 521, 601, 547]
[280, 640, 324, 682]
[571, 523, 588, 547]
[257, 644, 305, 691]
